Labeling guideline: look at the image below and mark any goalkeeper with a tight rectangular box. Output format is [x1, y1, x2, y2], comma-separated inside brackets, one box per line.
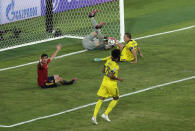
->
[82, 10, 117, 50]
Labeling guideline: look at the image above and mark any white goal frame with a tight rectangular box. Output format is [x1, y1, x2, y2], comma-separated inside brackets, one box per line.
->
[0, 0, 125, 52]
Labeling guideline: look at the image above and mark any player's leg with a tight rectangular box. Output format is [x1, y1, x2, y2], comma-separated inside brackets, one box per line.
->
[53, 75, 61, 84]
[89, 10, 105, 45]
[42, 76, 57, 88]
[93, 96, 105, 118]
[62, 78, 77, 85]
[92, 84, 108, 125]
[101, 88, 119, 122]
[89, 9, 98, 18]
[92, 17, 105, 45]
[54, 75, 77, 85]
[92, 96, 105, 125]
[85, 32, 98, 41]
[102, 96, 119, 122]
[89, 9, 99, 28]
[120, 48, 134, 62]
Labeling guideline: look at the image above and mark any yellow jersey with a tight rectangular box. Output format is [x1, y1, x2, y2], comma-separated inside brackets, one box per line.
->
[120, 40, 138, 62]
[101, 58, 119, 87]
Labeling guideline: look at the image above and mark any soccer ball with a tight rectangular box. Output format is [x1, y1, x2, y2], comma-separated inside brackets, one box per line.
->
[107, 38, 116, 46]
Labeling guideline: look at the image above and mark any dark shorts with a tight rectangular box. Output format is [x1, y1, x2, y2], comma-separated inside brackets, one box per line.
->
[41, 76, 57, 88]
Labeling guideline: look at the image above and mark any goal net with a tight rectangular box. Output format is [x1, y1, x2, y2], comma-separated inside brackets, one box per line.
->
[0, 0, 124, 51]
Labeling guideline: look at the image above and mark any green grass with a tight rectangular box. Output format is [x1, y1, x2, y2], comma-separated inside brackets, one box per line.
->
[0, 0, 195, 130]
[125, 0, 195, 36]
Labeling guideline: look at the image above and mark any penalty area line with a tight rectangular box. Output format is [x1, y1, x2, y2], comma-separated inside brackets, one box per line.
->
[0, 25, 195, 72]
[0, 76, 194, 128]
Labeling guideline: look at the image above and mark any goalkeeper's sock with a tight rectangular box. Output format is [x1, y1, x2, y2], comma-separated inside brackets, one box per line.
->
[95, 22, 105, 29]
[89, 9, 98, 18]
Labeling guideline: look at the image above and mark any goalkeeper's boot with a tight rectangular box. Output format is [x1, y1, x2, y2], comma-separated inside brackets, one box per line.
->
[101, 113, 111, 122]
[89, 9, 98, 18]
[95, 22, 105, 29]
[91, 117, 98, 125]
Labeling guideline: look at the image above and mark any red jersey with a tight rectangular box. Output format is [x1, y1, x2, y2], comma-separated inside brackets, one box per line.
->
[37, 59, 51, 86]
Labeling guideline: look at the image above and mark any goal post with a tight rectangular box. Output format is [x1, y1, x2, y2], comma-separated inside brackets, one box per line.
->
[119, 0, 125, 42]
[0, 0, 125, 52]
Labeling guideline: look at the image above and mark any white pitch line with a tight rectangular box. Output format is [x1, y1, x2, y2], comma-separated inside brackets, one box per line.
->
[0, 50, 87, 72]
[0, 25, 195, 72]
[0, 76, 194, 128]
[134, 25, 195, 40]
[0, 35, 84, 52]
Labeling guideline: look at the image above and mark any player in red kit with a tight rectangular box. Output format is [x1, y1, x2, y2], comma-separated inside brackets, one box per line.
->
[37, 44, 77, 88]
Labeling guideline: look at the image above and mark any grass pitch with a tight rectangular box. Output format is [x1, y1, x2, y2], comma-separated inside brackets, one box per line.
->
[0, 0, 195, 130]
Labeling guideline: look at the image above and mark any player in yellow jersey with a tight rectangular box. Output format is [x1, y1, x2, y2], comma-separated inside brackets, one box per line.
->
[94, 33, 143, 64]
[92, 49, 123, 125]
[120, 33, 143, 63]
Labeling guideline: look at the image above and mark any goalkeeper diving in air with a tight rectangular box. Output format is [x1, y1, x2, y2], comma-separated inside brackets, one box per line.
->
[82, 9, 118, 50]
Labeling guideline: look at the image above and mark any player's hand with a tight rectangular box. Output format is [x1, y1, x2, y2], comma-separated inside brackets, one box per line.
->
[130, 61, 137, 64]
[56, 44, 62, 50]
[118, 77, 123, 82]
[139, 53, 143, 58]
[118, 43, 124, 48]
[39, 57, 42, 63]
[115, 40, 120, 45]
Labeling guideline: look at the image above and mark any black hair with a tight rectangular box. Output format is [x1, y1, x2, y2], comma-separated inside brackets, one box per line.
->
[41, 54, 48, 58]
[125, 32, 131, 39]
[111, 49, 121, 60]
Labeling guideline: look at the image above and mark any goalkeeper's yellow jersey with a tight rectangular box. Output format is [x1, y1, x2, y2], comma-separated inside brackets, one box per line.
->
[101, 58, 119, 88]
[120, 40, 138, 62]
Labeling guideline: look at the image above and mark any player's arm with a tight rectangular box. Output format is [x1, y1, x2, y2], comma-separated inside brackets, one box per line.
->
[38, 57, 43, 69]
[104, 45, 113, 50]
[130, 49, 137, 64]
[109, 72, 123, 82]
[103, 65, 123, 81]
[117, 43, 124, 52]
[50, 44, 62, 61]
[137, 46, 143, 57]
[102, 66, 106, 73]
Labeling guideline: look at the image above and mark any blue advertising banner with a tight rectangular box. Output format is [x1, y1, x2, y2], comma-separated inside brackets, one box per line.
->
[0, 0, 41, 25]
[0, 0, 114, 24]
[41, 0, 114, 16]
